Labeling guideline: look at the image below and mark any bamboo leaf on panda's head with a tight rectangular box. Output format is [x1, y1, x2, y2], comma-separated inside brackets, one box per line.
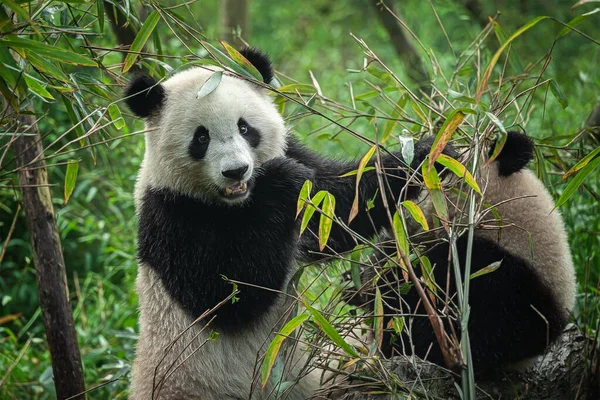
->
[219, 41, 263, 81]
[196, 71, 223, 99]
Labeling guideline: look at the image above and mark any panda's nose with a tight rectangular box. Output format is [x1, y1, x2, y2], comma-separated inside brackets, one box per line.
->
[222, 165, 249, 180]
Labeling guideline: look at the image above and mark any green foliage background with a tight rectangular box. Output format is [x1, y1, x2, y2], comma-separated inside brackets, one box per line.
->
[0, 0, 599, 398]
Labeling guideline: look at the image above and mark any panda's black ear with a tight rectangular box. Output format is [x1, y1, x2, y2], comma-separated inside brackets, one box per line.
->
[239, 47, 274, 84]
[124, 75, 166, 118]
[491, 131, 535, 176]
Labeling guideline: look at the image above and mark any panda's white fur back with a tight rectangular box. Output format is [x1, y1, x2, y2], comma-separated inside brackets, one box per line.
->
[478, 163, 575, 315]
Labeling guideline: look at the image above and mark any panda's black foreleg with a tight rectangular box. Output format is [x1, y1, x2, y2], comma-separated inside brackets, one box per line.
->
[379, 235, 567, 374]
[285, 137, 455, 262]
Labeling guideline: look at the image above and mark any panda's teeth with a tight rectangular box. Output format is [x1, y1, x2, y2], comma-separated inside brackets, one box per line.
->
[224, 182, 248, 197]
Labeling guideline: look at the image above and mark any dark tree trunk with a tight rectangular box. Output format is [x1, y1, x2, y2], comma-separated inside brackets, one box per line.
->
[221, 0, 250, 46]
[12, 112, 86, 400]
[369, 0, 430, 93]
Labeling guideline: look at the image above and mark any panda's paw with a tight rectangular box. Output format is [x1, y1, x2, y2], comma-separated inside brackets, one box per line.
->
[258, 157, 315, 190]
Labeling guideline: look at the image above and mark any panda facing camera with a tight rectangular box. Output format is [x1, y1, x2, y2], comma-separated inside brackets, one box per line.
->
[124, 48, 575, 399]
[125, 48, 443, 399]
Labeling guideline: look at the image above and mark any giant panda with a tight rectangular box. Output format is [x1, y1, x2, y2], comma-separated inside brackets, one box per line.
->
[347, 131, 576, 374]
[123, 48, 447, 399]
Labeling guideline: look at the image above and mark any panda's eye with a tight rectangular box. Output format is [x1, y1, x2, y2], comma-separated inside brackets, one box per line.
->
[195, 126, 210, 144]
[239, 124, 248, 135]
[198, 134, 209, 144]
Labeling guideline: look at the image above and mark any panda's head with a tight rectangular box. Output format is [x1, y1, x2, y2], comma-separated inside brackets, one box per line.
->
[125, 48, 285, 205]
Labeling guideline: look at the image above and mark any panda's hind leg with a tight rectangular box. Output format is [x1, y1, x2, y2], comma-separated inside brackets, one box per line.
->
[405, 235, 568, 373]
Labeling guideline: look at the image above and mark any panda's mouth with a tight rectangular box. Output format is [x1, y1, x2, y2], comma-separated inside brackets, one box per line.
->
[221, 181, 248, 198]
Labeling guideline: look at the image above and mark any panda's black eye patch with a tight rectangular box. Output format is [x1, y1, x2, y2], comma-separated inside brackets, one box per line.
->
[189, 126, 210, 160]
[238, 118, 260, 148]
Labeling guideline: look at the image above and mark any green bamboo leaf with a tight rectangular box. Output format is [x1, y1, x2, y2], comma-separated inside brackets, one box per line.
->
[392, 211, 409, 257]
[401, 200, 429, 231]
[220, 41, 263, 81]
[470, 260, 502, 279]
[350, 245, 365, 290]
[3, 0, 40, 35]
[108, 104, 125, 130]
[476, 16, 550, 102]
[299, 190, 326, 236]
[318, 192, 336, 251]
[420, 255, 437, 304]
[24, 49, 69, 82]
[448, 89, 477, 105]
[304, 302, 359, 357]
[278, 84, 317, 95]
[1, 37, 96, 66]
[436, 154, 482, 195]
[122, 11, 161, 73]
[196, 71, 223, 99]
[555, 154, 600, 209]
[422, 161, 449, 231]
[373, 287, 384, 351]
[354, 87, 397, 101]
[260, 314, 308, 389]
[349, 145, 376, 223]
[549, 80, 569, 109]
[296, 180, 313, 218]
[339, 166, 375, 177]
[24, 74, 54, 100]
[391, 316, 405, 334]
[428, 109, 465, 172]
[202, 41, 254, 79]
[97, 0, 105, 33]
[487, 129, 508, 167]
[557, 8, 600, 39]
[563, 146, 600, 180]
[64, 160, 79, 204]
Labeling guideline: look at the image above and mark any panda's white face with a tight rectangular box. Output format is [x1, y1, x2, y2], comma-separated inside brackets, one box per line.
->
[139, 68, 286, 204]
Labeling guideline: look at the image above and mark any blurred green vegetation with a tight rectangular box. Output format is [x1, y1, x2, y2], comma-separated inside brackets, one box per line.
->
[0, 0, 599, 398]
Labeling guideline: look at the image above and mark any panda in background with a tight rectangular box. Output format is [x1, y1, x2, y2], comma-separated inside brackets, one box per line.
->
[124, 48, 440, 399]
[348, 131, 576, 374]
